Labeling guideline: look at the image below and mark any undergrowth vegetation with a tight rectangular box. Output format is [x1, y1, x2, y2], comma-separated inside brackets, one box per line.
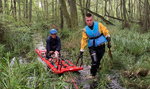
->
[0, 16, 34, 59]
[0, 15, 69, 88]
[0, 15, 150, 89]
[0, 57, 68, 89]
[60, 22, 150, 89]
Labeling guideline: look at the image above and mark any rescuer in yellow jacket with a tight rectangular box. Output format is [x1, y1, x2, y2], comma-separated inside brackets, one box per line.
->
[79, 13, 111, 78]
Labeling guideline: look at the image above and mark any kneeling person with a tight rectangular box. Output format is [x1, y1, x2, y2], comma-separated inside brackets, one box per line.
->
[46, 29, 61, 59]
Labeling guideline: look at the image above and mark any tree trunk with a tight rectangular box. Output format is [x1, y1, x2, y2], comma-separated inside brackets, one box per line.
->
[11, 0, 13, 16]
[40, 0, 44, 18]
[133, 0, 136, 18]
[105, 0, 109, 16]
[60, 6, 64, 29]
[4, 0, 9, 14]
[18, 0, 21, 20]
[46, 0, 49, 19]
[25, 0, 28, 19]
[95, 0, 98, 20]
[143, 0, 150, 31]
[59, 0, 72, 28]
[122, 0, 127, 21]
[116, 1, 120, 18]
[55, 0, 58, 22]
[108, 0, 113, 16]
[121, 0, 129, 28]
[40, 0, 43, 11]
[138, 0, 142, 23]
[128, 0, 131, 21]
[128, 0, 133, 21]
[14, 0, 17, 19]
[85, 0, 91, 14]
[95, 0, 98, 13]
[29, 0, 32, 22]
[130, 0, 133, 19]
[23, 0, 26, 18]
[0, 0, 2, 13]
[44, 0, 48, 20]
[79, 0, 86, 26]
[52, 0, 54, 22]
[68, 0, 78, 28]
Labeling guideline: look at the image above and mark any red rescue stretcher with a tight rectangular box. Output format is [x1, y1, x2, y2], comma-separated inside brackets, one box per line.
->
[35, 49, 83, 74]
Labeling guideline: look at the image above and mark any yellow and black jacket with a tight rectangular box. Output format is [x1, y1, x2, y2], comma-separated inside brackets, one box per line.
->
[80, 21, 110, 51]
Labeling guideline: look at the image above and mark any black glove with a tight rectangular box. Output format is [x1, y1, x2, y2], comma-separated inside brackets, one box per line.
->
[106, 37, 111, 42]
[106, 37, 111, 48]
[107, 42, 111, 48]
[78, 51, 83, 58]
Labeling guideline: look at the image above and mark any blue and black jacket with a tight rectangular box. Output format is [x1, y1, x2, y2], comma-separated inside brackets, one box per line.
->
[46, 36, 61, 52]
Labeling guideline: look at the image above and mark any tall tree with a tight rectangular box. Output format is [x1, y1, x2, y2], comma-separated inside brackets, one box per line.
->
[79, 0, 86, 25]
[25, 0, 28, 19]
[138, 0, 142, 22]
[143, 0, 150, 31]
[60, 6, 64, 29]
[23, 0, 25, 18]
[85, 0, 91, 14]
[104, 0, 108, 15]
[108, 0, 113, 16]
[121, 0, 129, 28]
[0, 0, 2, 13]
[116, 1, 120, 18]
[52, 0, 54, 22]
[29, 0, 32, 22]
[18, 0, 21, 20]
[55, 0, 58, 22]
[10, 0, 13, 15]
[4, 0, 8, 14]
[95, 0, 99, 20]
[59, 0, 72, 28]
[68, 0, 78, 28]
[14, 0, 17, 19]
[95, 0, 98, 13]
[44, 0, 48, 19]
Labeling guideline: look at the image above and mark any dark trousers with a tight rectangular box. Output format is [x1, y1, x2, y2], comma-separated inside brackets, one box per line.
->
[89, 44, 105, 76]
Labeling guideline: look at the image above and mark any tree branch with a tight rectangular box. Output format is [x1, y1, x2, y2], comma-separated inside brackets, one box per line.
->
[76, 3, 114, 25]
[85, 8, 115, 25]
[105, 15, 141, 24]
[105, 15, 124, 21]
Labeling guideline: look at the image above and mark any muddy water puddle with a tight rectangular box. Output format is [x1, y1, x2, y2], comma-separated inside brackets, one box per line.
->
[72, 66, 125, 89]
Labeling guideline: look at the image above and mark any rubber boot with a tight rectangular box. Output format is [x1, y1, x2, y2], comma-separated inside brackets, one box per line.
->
[90, 52, 98, 76]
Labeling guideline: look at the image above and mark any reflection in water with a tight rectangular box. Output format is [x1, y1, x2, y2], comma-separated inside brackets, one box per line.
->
[76, 75, 98, 89]
[76, 66, 125, 89]
[75, 65, 98, 89]
[89, 81, 98, 89]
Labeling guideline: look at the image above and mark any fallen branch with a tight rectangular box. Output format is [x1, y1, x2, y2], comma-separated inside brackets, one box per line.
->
[76, 3, 114, 25]
[105, 15, 123, 21]
[85, 8, 115, 25]
[105, 15, 141, 24]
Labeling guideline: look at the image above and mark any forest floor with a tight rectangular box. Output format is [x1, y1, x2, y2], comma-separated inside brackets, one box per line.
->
[33, 30, 126, 89]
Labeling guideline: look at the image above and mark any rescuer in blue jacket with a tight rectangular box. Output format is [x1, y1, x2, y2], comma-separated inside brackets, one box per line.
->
[46, 29, 61, 59]
[79, 13, 111, 78]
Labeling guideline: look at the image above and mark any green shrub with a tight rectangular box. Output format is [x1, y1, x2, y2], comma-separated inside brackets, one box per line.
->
[3, 26, 33, 57]
[0, 57, 68, 89]
[0, 44, 5, 57]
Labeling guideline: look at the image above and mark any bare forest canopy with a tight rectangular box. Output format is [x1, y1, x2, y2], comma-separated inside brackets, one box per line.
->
[0, 0, 150, 30]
